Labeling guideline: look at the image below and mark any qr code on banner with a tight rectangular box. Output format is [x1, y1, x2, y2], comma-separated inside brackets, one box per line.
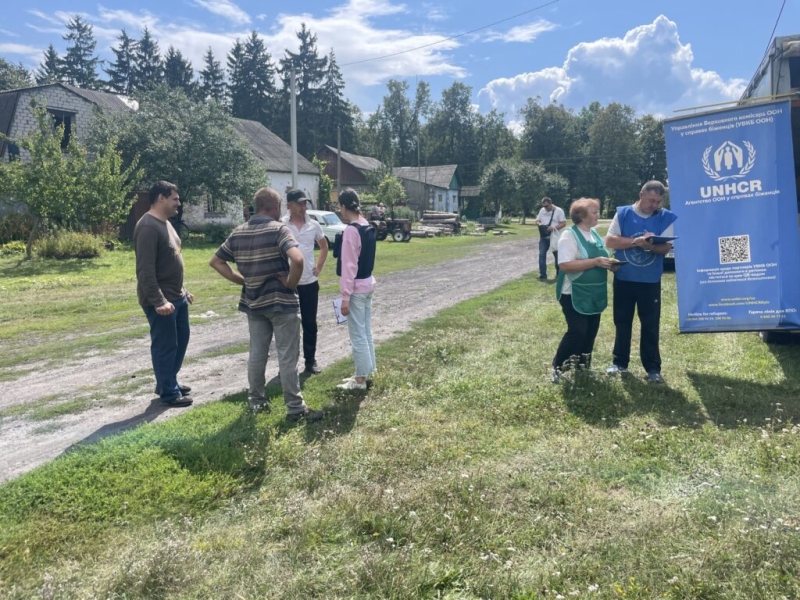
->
[719, 235, 751, 264]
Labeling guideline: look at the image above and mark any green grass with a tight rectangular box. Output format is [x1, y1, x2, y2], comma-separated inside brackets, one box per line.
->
[0, 224, 536, 371]
[2, 271, 800, 598]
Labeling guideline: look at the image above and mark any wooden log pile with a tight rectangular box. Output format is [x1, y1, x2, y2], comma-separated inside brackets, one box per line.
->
[419, 211, 462, 235]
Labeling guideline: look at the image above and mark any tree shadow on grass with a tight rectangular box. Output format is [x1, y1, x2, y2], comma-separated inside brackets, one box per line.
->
[687, 371, 800, 428]
[0, 257, 112, 279]
[562, 370, 705, 428]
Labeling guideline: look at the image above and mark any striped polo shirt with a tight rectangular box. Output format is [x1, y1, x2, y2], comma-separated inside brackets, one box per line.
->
[215, 215, 300, 314]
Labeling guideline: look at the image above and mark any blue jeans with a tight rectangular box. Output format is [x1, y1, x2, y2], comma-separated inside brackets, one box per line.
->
[346, 292, 376, 378]
[144, 295, 190, 400]
[538, 236, 551, 278]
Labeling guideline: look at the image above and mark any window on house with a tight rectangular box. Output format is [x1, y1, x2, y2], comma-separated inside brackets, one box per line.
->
[7, 143, 19, 161]
[48, 110, 75, 149]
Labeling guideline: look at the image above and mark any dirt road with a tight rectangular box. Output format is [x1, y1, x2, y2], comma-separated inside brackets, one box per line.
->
[0, 236, 543, 482]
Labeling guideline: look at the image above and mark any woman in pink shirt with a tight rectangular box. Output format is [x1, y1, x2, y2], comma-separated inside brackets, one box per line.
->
[336, 189, 377, 391]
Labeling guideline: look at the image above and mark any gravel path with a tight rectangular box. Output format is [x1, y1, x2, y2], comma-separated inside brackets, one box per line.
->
[0, 236, 544, 482]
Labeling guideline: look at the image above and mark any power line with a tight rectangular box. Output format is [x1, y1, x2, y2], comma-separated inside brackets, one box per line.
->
[760, 0, 788, 61]
[341, 1, 560, 67]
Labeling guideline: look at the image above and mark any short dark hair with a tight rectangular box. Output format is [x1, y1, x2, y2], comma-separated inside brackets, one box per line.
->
[640, 180, 666, 195]
[541, 197, 552, 204]
[338, 188, 361, 213]
[149, 180, 178, 205]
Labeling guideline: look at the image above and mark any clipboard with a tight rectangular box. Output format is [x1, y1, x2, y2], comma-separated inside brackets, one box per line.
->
[648, 235, 677, 245]
[332, 298, 347, 324]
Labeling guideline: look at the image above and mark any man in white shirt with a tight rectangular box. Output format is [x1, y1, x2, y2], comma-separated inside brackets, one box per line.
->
[282, 189, 328, 374]
[534, 197, 567, 280]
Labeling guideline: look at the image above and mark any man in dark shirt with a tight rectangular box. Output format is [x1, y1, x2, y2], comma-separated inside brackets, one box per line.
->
[133, 180, 194, 407]
[209, 187, 324, 423]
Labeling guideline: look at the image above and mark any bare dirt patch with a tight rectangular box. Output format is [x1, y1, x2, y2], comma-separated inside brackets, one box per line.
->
[0, 236, 544, 482]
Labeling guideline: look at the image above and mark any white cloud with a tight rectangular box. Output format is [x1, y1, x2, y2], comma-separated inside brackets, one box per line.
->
[479, 15, 746, 118]
[422, 3, 449, 22]
[22, 0, 464, 96]
[0, 28, 20, 38]
[269, 0, 464, 85]
[485, 19, 557, 43]
[0, 42, 42, 62]
[192, 0, 251, 26]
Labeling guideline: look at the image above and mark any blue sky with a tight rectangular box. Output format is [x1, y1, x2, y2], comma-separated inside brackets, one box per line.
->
[1, 0, 797, 130]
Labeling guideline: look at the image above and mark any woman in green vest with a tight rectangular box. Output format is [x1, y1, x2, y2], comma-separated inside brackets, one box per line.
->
[552, 198, 620, 382]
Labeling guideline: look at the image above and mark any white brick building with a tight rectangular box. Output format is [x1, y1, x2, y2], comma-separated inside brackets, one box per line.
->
[0, 82, 132, 163]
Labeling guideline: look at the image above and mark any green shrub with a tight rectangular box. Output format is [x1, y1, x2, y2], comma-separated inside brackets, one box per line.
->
[0, 240, 27, 256]
[391, 206, 415, 221]
[0, 212, 36, 244]
[204, 224, 233, 245]
[36, 231, 105, 259]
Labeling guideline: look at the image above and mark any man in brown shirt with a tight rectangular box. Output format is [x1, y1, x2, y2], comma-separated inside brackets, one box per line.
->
[134, 180, 194, 407]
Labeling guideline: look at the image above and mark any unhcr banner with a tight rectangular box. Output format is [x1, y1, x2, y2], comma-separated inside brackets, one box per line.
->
[664, 100, 800, 333]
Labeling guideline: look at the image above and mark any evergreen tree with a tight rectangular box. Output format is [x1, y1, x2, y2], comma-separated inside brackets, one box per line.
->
[35, 44, 63, 85]
[163, 46, 196, 96]
[105, 30, 138, 94]
[381, 79, 413, 166]
[279, 23, 328, 156]
[0, 58, 32, 92]
[319, 50, 354, 150]
[133, 27, 163, 90]
[227, 32, 278, 127]
[62, 15, 101, 89]
[199, 47, 226, 104]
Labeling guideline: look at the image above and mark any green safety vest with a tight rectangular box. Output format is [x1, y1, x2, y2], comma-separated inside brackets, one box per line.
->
[556, 226, 609, 315]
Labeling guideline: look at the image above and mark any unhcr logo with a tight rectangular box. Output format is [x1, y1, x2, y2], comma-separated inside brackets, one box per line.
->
[700, 141, 762, 199]
[702, 141, 755, 181]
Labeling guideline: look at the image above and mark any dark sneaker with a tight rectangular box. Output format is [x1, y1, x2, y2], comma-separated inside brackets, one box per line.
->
[155, 384, 192, 396]
[647, 372, 665, 384]
[287, 408, 324, 423]
[161, 395, 193, 407]
[551, 368, 561, 384]
[304, 362, 322, 375]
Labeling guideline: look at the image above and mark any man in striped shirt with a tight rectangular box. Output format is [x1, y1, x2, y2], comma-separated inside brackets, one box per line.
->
[209, 187, 324, 423]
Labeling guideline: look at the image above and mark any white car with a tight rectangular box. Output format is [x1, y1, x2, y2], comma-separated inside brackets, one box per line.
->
[307, 210, 347, 244]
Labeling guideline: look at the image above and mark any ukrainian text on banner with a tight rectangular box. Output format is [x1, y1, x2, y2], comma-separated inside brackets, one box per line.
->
[664, 100, 800, 333]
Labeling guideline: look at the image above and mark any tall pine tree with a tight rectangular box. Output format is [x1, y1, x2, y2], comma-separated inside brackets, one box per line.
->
[105, 30, 138, 94]
[62, 16, 101, 89]
[318, 50, 354, 150]
[227, 32, 278, 127]
[199, 47, 226, 104]
[35, 44, 63, 85]
[133, 27, 163, 90]
[278, 23, 328, 156]
[163, 46, 196, 96]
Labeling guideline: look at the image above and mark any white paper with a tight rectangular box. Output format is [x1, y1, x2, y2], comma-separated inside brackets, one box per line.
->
[332, 298, 347, 324]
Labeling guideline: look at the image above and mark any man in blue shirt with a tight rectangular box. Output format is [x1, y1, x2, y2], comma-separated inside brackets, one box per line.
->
[605, 181, 677, 384]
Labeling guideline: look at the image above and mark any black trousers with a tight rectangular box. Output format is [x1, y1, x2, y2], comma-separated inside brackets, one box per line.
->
[611, 278, 661, 373]
[297, 281, 319, 367]
[553, 294, 601, 370]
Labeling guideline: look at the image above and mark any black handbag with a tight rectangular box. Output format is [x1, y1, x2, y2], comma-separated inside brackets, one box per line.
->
[538, 209, 555, 238]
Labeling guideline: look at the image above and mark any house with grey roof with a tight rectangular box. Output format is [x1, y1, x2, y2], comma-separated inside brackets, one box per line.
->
[393, 164, 461, 215]
[1, 83, 319, 230]
[315, 145, 383, 195]
[233, 119, 319, 213]
[0, 82, 133, 164]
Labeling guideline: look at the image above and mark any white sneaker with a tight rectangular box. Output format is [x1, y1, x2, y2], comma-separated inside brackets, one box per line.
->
[337, 379, 367, 391]
[606, 364, 628, 375]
